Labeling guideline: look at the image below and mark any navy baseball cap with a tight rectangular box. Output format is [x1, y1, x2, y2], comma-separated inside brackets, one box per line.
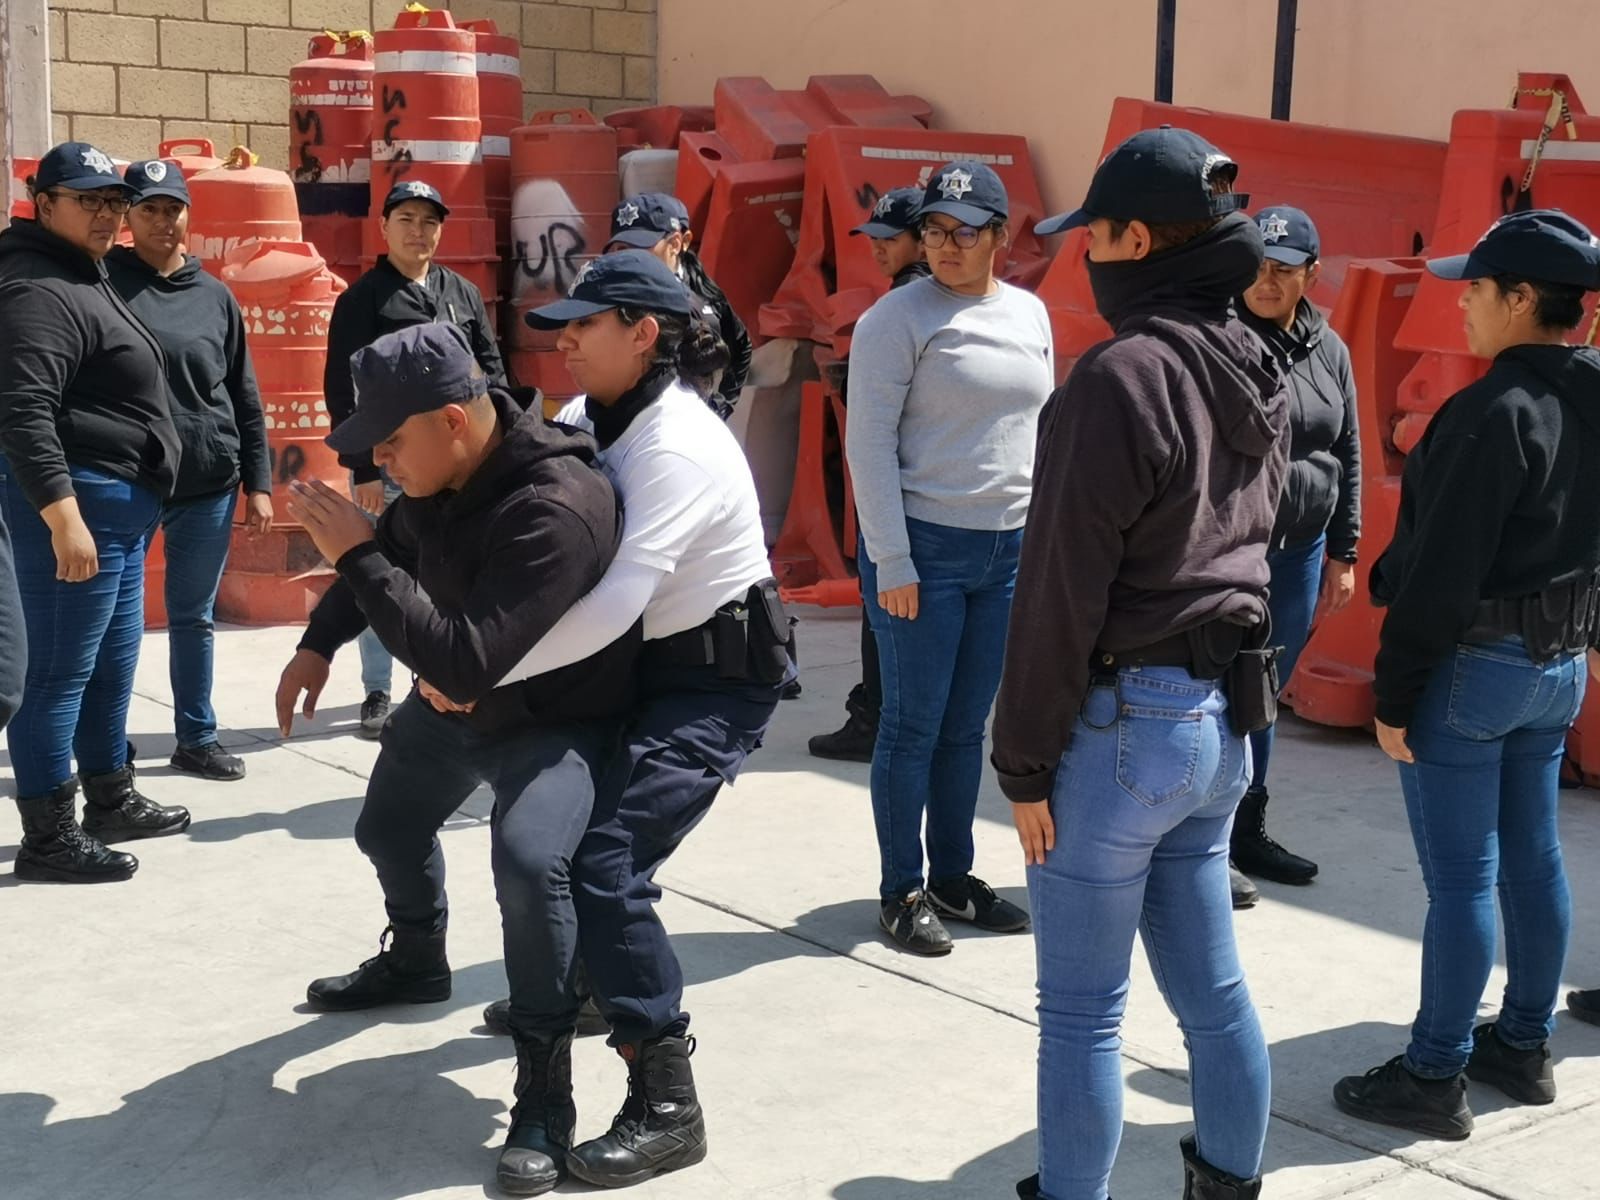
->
[608, 193, 691, 249]
[917, 161, 1008, 227]
[326, 323, 489, 455]
[382, 180, 449, 218]
[1255, 205, 1319, 265]
[523, 249, 695, 329]
[124, 159, 190, 206]
[852, 187, 923, 238]
[1036, 126, 1248, 236]
[1427, 209, 1600, 290]
[33, 141, 132, 194]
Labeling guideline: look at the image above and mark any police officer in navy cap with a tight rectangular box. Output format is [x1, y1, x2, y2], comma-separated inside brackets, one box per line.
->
[469, 249, 792, 1191]
[995, 125, 1286, 1199]
[1336, 209, 1600, 1140]
[808, 185, 932, 764]
[605, 192, 750, 417]
[323, 179, 508, 738]
[274, 319, 637, 1196]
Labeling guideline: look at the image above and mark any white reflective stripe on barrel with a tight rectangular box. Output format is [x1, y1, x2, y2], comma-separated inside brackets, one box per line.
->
[373, 50, 476, 75]
[476, 53, 521, 77]
[291, 94, 372, 107]
[371, 140, 483, 163]
[482, 136, 512, 157]
[312, 161, 372, 183]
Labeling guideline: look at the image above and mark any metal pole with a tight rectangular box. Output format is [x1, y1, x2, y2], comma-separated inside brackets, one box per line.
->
[1155, 0, 1177, 104]
[1, 0, 54, 222]
[1271, 0, 1298, 121]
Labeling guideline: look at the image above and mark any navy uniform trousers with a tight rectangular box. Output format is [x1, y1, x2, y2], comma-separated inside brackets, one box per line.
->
[575, 659, 785, 1046]
[354, 691, 617, 1035]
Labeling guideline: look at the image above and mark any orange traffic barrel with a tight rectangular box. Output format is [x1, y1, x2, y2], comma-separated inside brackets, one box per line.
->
[187, 146, 303, 276]
[215, 239, 348, 624]
[463, 18, 520, 254]
[156, 138, 224, 179]
[10, 156, 39, 221]
[291, 31, 374, 217]
[508, 110, 619, 351]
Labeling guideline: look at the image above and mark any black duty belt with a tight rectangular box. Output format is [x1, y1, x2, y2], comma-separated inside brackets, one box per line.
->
[640, 579, 795, 684]
[1464, 572, 1600, 662]
[647, 621, 719, 669]
[1091, 619, 1250, 679]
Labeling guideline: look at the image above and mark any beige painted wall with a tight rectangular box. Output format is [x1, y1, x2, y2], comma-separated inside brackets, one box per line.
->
[658, 0, 1600, 214]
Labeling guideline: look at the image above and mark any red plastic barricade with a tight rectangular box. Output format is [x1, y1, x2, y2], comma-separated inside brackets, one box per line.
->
[603, 104, 716, 151]
[463, 18, 521, 253]
[1035, 95, 1450, 382]
[761, 126, 1052, 355]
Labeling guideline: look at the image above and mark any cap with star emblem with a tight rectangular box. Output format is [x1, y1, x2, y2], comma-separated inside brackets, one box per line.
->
[1427, 209, 1600, 290]
[382, 180, 450, 218]
[523, 248, 695, 329]
[1036, 125, 1248, 236]
[124, 159, 191, 207]
[1254, 205, 1319, 266]
[32, 141, 134, 196]
[326, 323, 489, 456]
[851, 186, 924, 238]
[607, 192, 692, 249]
[917, 161, 1009, 228]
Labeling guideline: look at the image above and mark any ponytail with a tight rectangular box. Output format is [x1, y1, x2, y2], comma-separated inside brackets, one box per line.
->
[616, 306, 730, 403]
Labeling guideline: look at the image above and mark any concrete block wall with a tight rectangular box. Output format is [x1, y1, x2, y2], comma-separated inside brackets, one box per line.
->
[40, 0, 658, 168]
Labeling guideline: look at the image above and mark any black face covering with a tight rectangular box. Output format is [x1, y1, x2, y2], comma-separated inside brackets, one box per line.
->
[1085, 211, 1265, 329]
[584, 359, 676, 449]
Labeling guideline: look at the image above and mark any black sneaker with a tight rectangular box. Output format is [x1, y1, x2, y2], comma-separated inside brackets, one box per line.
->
[1465, 1022, 1555, 1105]
[1568, 988, 1600, 1026]
[170, 742, 246, 782]
[1229, 861, 1260, 909]
[1333, 1055, 1473, 1140]
[359, 691, 391, 740]
[879, 891, 953, 956]
[927, 874, 1030, 933]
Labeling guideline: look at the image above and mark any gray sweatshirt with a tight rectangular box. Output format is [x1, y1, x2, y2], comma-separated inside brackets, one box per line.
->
[846, 277, 1055, 591]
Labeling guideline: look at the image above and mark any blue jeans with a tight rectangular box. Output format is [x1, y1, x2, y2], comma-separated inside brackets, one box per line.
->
[1030, 669, 1269, 1199]
[162, 489, 238, 750]
[1, 466, 161, 796]
[353, 473, 403, 696]
[1248, 534, 1325, 789]
[860, 518, 1022, 900]
[1399, 637, 1585, 1078]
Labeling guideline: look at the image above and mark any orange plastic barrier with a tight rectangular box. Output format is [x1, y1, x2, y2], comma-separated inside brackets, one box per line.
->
[1035, 95, 1450, 382]
[291, 31, 374, 284]
[186, 147, 303, 276]
[771, 382, 858, 600]
[761, 125, 1052, 355]
[603, 104, 715, 151]
[157, 138, 224, 179]
[463, 19, 521, 253]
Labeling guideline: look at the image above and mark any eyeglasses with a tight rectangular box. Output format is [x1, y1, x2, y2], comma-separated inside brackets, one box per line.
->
[920, 224, 984, 250]
[47, 191, 132, 215]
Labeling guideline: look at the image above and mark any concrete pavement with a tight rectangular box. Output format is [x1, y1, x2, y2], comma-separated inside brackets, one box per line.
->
[3, 605, 1599, 1199]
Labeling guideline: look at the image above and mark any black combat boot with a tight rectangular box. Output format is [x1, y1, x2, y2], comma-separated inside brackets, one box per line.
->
[1181, 1135, 1261, 1199]
[13, 781, 138, 883]
[1465, 1022, 1555, 1105]
[496, 1030, 577, 1196]
[305, 924, 451, 1011]
[807, 684, 878, 763]
[79, 763, 190, 844]
[1230, 787, 1318, 884]
[566, 1034, 707, 1187]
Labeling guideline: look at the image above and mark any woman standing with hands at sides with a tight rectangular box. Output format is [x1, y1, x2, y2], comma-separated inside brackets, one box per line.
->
[845, 160, 1054, 956]
[107, 159, 273, 783]
[0, 142, 191, 884]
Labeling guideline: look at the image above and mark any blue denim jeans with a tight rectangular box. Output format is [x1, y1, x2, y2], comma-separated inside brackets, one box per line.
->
[1399, 637, 1585, 1078]
[1248, 534, 1325, 788]
[2, 465, 161, 796]
[859, 517, 1022, 900]
[353, 472, 403, 696]
[1029, 669, 1269, 1199]
[162, 488, 238, 750]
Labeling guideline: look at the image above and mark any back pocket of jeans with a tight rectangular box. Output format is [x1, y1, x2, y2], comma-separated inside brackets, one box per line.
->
[1445, 646, 1540, 741]
[1116, 707, 1204, 807]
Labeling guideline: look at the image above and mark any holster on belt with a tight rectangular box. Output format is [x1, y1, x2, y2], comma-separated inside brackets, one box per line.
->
[1464, 568, 1600, 662]
[1218, 616, 1279, 737]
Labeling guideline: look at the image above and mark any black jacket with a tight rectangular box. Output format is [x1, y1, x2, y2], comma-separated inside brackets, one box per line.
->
[1371, 344, 1600, 726]
[0, 503, 21, 732]
[680, 250, 752, 412]
[0, 219, 180, 510]
[1239, 299, 1362, 561]
[106, 247, 271, 502]
[299, 389, 638, 732]
[325, 257, 507, 484]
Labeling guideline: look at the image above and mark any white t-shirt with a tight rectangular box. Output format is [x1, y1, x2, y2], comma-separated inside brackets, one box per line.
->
[556, 381, 770, 640]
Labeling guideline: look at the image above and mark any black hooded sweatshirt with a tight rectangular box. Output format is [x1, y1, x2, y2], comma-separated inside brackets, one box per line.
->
[992, 214, 1290, 802]
[0, 218, 180, 510]
[299, 389, 638, 733]
[106, 247, 272, 502]
[1371, 344, 1600, 726]
[1238, 298, 1362, 560]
